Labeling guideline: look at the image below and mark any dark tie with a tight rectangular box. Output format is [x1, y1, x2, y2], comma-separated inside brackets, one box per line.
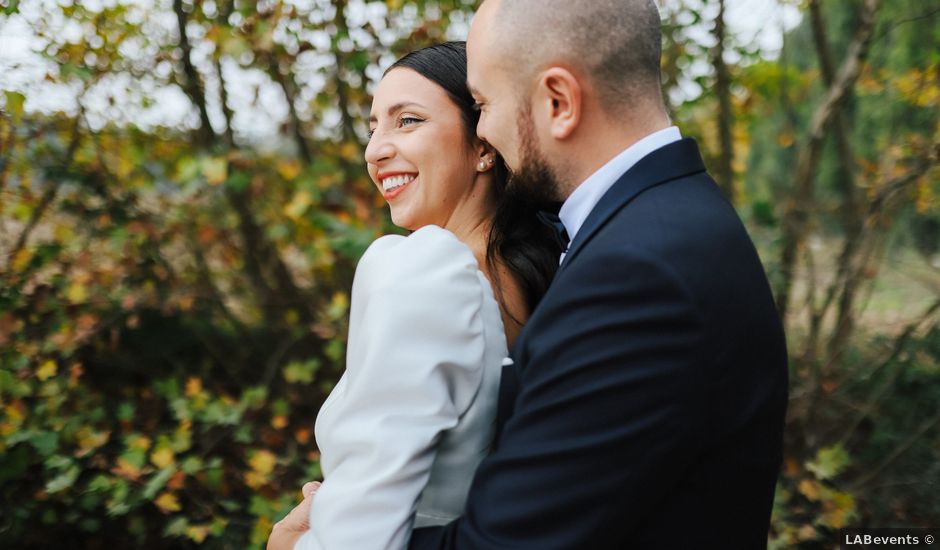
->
[537, 210, 570, 252]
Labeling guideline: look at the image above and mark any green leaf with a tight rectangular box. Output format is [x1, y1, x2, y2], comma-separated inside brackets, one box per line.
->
[45, 465, 80, 494]
[0, 445, 30, 485]
[205, 466, 223, 490]
[283, 359, 318, 384]
[79, 518, 101, 532]
[181, 456, 203, 475]
[30, 431, 59, 456]
[203, 400, 241, 425]
[227, 170, 251, 192]
[239, 386, 267, 411]
[3, 91, 25, 124]
[164, 516, 189, 537]
[3, 0, 21, 15]
[806, 444, 851, 481]
[116, 401, 135, 422]
[142, 466, 176, 500]
[106, 479, 131, 516]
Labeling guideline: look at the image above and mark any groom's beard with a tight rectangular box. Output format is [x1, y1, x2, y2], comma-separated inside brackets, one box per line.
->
[506, 104, 563, 204]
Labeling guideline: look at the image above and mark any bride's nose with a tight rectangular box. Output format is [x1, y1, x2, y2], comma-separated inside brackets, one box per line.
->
[364, 131, 395, 165]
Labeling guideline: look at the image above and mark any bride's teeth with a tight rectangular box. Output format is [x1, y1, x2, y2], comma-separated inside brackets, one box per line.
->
[383, 175, 415, 191]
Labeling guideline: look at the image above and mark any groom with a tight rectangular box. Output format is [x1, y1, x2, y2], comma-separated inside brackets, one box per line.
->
[275, 0, 788, 548]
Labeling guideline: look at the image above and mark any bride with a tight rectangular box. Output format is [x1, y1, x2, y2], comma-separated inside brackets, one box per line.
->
[268, 42, 562, 549]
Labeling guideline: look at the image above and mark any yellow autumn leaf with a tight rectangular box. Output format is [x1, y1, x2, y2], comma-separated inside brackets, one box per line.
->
[821, 491, 856, 529]
[249, 450, 277, 476]
[4, 401, 26, 424]
[112, 457, 143, 481]
[284, 191, 312, 220]
[36, 360, 57, 381]
[202, 157, 228, 186]
[1, 422, 17, 437]
[339, 141, 360, 161]
[66, 282, 88, 304]
[177, 295, 195, 311]
[277, 159, 302, 180]
[115, 154, 135, 179]
[797, 478, 820, 502]
[76, 427, 110, 456]
[11, 249, 32, 272]
[244, 471, 266, 489]
[128, 435, 152, 451]
[271, 415, 288, 429]
[185, 525, 210, 543]
[797, 525, 819, 542]
[185, 377, 203, 397]
[151, 446, 175, 469]
[154, 492, 182, 513]
[251, 516, 274, 546]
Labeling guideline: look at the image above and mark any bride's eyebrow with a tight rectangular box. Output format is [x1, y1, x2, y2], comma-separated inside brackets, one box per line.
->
[369, 101, 428, 123]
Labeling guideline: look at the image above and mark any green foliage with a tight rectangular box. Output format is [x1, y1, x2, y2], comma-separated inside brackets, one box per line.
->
[0, 0, 473, 547]
[1, 0, 937, 548]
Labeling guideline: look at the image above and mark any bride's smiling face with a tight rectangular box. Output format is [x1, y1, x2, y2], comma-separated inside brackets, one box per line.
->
[365, 67, 480, 230]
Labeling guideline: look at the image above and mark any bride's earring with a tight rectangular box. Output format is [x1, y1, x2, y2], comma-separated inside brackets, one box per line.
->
[479, 160, 486, 171]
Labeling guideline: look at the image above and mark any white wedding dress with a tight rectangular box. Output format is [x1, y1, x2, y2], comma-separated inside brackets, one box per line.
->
[295, 225, 508, 550]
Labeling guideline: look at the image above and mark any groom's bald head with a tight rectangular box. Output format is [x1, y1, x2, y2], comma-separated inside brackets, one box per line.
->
[480, 0, 664, 113]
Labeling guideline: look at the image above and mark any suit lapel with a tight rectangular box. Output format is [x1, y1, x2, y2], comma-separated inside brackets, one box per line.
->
[558, 138, 707, 273]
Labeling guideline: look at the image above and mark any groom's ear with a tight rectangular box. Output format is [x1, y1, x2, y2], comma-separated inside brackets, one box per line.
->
[539, 67, 582, 141]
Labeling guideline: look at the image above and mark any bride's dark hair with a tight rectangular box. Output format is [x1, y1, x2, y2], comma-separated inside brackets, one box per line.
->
[387, 41, 562, 320]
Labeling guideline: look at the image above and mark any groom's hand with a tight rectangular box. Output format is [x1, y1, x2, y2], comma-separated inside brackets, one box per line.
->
[267, 481, 320, 550]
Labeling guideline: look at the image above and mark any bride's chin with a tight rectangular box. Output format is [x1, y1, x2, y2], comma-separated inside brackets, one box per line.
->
[389, 210, 414, 230]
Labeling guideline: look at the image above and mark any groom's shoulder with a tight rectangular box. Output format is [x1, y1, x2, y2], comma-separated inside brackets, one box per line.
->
[570, 171, 770, 300]
[604, 169, 740, 253]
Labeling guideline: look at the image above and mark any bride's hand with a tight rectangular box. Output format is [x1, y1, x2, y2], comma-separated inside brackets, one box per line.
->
[267, 481, 321, 550]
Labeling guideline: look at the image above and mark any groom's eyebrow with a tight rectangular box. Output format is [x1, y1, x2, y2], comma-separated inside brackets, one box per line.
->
[369, 102, 427, 122]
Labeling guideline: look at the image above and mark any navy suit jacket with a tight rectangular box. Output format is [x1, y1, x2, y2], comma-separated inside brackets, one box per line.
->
[409, 138, 788, 549]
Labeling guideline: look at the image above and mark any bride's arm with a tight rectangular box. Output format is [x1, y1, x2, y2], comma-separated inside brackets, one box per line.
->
[295, 228, 488, 550]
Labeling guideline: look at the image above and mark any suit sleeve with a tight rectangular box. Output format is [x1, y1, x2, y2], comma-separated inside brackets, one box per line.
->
[297, 230, 487, 550]
[409, 246, 707, 549]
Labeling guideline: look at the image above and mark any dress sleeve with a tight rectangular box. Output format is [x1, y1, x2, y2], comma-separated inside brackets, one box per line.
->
[296, 226, 488, 550]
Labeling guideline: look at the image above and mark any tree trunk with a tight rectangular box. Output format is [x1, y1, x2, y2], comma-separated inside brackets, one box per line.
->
[712, 0, 735, 203]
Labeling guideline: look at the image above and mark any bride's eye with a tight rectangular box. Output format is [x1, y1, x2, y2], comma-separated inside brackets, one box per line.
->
[367, 127, 376, 139]
[399, 115, 423, 127]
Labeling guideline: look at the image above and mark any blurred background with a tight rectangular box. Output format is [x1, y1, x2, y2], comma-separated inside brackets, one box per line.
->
[0, 0, 937, 547]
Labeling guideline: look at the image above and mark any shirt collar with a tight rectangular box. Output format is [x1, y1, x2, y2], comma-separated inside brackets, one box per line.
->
[558, 126, 682, 246]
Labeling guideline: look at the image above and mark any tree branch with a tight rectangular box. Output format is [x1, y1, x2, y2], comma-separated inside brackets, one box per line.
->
[266, 53, 313, 165]
[839, 296, 940, 445]
[6, 113, 83, 263]
[331, 0, 362, 151]
[849, 408, 940, 491]
[775, 0, 882, 321]
[173, 0, 215, 147]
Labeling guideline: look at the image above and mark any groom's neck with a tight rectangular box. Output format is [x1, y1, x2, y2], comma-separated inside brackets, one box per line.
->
[556, 103, 672, 200]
